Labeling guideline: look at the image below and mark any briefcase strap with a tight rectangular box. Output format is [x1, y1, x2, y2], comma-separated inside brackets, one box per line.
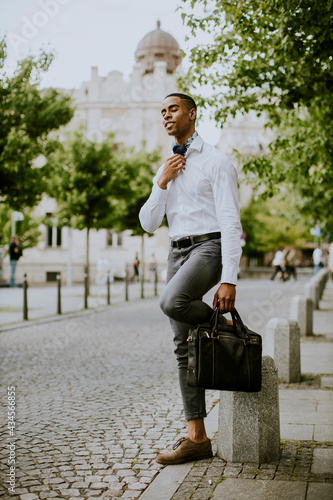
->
[211, 307, 249, 341]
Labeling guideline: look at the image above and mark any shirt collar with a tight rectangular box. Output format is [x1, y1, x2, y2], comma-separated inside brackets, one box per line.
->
[173, 131, 199, 153]
[187, 133, 203, 153]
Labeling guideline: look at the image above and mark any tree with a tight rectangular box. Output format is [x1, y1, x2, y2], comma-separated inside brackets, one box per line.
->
[46, 131, 147, 292]
[0, 39, 74, 209]
[112, 145, 161, 236]
[240, 195, 309, 258]
[0, 204, 42, 251]
[179, 0, 333, 232]
[110, 145, 161, 294]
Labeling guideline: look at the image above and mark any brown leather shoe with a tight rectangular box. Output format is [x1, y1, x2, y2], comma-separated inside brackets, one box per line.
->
[156, 437, 213, 465]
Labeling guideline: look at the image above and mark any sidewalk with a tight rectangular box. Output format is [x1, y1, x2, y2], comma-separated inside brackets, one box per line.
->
[0, 281, 162, 329]
[141, 283, 333, 500]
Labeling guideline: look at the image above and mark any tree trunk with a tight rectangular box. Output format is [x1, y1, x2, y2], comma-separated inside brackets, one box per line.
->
[67, 226, 72, 287]
[140, 233, 145, 299]
[86, 227, 90, 296]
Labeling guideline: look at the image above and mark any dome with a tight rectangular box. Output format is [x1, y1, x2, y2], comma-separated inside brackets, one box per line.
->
[135, 21, 182, 74]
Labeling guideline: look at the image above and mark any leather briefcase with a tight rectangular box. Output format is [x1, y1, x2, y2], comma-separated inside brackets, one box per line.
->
[187, 308, 262, 392]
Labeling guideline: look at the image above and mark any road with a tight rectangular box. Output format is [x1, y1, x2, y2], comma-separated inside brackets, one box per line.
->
[0, 278, 309, 499]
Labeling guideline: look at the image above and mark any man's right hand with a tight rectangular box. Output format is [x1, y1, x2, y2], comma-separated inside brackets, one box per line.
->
[157, 154, 186, 190]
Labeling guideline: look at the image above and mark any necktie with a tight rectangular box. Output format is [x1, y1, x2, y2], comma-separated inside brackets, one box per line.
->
[173, 144, 187, 156]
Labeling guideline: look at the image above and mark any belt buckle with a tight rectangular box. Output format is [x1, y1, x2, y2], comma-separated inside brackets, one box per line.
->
[173, 236, 191, 248]
[180, 236, 193, 248]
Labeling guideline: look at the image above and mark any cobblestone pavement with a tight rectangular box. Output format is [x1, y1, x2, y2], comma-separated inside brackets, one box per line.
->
[170, 442, 333, 500]
[0, 279, 331, 500]
[0, 298, 218, 499]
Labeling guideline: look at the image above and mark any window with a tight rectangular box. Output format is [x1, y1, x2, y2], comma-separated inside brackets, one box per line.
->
[46, 213, 62, 248]
[107, 231, 123, 247]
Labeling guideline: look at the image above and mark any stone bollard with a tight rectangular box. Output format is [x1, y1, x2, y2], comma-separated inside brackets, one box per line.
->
[289, 295, 313, 336]
[263, 318, 301, 383]
[217, 356, 280, 464]
[305, 282, 319, 310]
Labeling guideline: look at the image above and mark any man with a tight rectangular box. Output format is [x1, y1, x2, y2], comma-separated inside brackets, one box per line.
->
[313, 245, 323, 275]
[139, 93, 242, 465]
[270, 247, 287, 281]
[9, 235, 22, 287]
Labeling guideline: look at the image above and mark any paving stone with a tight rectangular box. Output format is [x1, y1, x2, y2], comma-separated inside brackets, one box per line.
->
[40, 494, 61, 499]
[212, 479, 307, 499]
[59, 490, 81, 497]
[122, 490, 142, 498]
[89, 482, 108, 489]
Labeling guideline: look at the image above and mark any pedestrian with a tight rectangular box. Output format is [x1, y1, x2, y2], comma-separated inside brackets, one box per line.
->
[133, 253, 140, 282]
[285, 247, 297, 281]
[9, 235, 22, 287]
[270, 247, 287, 281]
[139, 93, 242, 465]
[313, 245, 323, 275]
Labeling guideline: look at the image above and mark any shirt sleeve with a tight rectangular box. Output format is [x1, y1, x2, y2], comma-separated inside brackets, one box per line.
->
[209, 158, 242, 285]
[139, 165, 169, 233]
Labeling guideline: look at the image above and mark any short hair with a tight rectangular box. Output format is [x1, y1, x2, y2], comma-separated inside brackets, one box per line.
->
[164, 92, 197, 110]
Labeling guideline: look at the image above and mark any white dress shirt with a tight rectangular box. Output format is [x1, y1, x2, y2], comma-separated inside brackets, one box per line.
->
[139, 134, 242, 284]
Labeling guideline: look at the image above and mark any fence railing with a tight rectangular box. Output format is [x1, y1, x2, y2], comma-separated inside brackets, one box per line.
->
[18, 269, 161, 322]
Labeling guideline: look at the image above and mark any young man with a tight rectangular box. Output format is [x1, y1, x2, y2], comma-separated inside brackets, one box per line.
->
[139, 93, 242, 465]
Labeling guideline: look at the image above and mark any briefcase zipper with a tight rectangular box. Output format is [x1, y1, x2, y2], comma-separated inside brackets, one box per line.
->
[217, 335, 246, 345]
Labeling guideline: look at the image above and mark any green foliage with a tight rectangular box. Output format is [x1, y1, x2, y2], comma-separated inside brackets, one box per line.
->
[46, 131, 160, 288]
[241, 195, 309, 254]
[0, 204, 42, 251]
[46, 131, 124, 230]
[111, 145, 161, 236]
[46, 132, 160, 234]
[179, 0, 333, 232]
[0, 38, 74, 209]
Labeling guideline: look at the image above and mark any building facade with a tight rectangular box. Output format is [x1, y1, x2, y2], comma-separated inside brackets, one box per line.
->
[3, 22, 184, 285]
[3, 21, 268, 285]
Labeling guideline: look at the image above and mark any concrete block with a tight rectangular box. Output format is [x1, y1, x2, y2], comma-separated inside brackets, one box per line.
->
[311, 448, 333, 475]
[212, 479, 307, 500]
[289, 295, 313, 336]
[217, 356, 280, 464]
[307, 484, 333, 500]
[305, 282, 319, 309]
[263, 318, 301, 383]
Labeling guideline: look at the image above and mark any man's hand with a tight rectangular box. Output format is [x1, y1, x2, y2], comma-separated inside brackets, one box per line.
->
[157, 154, 186, 190]
[213, 283, 236, 313]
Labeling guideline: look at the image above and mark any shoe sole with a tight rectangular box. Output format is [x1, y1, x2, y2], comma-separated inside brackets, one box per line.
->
[156, 451, 213, 465]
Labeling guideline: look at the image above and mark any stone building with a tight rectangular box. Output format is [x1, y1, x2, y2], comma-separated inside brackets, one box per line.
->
[3, 21, 184, 285]
[2, 21, 268, 285]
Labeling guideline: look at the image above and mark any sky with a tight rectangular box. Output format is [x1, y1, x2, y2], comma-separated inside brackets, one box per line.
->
[1, 0, 221, 143]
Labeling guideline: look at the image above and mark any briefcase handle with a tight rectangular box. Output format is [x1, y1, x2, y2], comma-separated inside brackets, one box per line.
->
[212, 307, 249, 340]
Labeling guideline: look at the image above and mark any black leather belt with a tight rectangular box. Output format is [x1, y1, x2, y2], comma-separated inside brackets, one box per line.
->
[171, 232, 221, 249]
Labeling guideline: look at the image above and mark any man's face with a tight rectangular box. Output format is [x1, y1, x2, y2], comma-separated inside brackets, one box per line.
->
[161, 96, 195, 138]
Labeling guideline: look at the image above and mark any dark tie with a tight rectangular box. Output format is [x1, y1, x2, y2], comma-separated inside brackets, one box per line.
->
[173, 144, 187, 156]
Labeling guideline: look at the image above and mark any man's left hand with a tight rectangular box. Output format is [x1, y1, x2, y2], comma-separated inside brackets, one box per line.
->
[213, 283, 236, 313]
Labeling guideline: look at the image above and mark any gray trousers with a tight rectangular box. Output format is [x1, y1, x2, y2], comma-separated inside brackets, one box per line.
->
[159, 238, 222, 420]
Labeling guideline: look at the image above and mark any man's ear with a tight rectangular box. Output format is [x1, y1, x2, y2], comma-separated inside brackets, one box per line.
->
[189, 108, 196, 121]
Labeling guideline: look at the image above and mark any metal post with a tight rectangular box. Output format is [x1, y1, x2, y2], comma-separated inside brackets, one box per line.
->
[154, 267, 158, 297]
[125, 269, 129, 302]
[23, 273, 28, 320]
[84, 272, 88, 309]
[141, 267, 144, 299]
[107, 272, 111, 305]
[57, 274, 62, 314]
